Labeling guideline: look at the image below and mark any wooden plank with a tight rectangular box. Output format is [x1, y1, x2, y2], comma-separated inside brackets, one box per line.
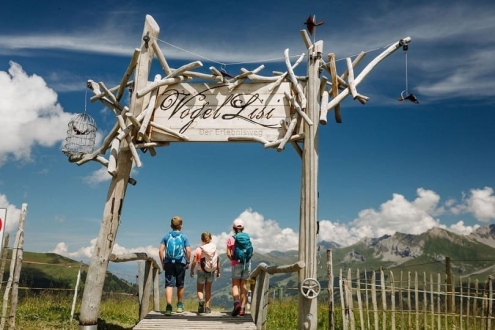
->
[430, 273, 435, 330]
[459, 276, 463, 330]
[371, 271, 378, 330]
[414, 272, 419, 330]
[150, 82, 294, 143]
[380, 269, 386, 330]
[327, 251, 334, 330]
[389, 271, 395, 330]
[423, 272, 427, 330]
[466, 277, 471, 329]
[407, 272, 411, 329]
[437, 274, 441, 330]
[364, 270, 371, 330]
[347, 269, 355, 330]
[356, 269, 364, 330]
[339, 269, 347, 330]
[488, 276, 493, 330]
[133, 311, 257, 329]
[399, 271, 404, 330]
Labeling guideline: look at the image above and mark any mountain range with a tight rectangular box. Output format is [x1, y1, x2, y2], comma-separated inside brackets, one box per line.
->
[9, 225, 495, 309]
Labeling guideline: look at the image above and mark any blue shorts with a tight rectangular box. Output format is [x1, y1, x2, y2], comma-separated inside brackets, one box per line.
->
[231, 263, 251, 280]
[196, 271, 215, 285]
[164, 262, 186, 288]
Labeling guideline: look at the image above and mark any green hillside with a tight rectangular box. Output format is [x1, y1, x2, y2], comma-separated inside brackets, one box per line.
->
[2, 250, 136, 294]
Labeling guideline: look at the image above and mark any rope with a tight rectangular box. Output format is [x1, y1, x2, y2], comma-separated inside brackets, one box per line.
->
[153, 36, 393, 70]
[405, 49, 409, 94]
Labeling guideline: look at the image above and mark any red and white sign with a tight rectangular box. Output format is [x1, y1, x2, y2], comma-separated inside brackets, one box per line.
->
[0, 208, 6, 255]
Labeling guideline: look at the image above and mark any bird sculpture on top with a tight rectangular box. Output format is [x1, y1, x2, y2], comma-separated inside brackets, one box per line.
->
[304, 15, 325, 36]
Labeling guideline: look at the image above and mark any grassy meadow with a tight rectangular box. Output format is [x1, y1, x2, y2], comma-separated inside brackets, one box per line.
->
[7, 291, 335, 330]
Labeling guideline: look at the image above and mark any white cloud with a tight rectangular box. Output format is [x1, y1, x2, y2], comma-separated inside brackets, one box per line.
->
[317, 188, 487, 247]
[449, 220, 480, 235]
[0, 62, 74, 167]
[82, 164, 139, 186]
[83, 167, 113, 185]
[465, 187, 495, 222]
[51, 187, 495, 258]
[0, 194, 23, 233]
[53, 237, 159, 264]
[211, 209, 299, 255]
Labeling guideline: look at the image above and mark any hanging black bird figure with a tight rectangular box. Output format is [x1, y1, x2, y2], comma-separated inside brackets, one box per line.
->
[398, 91, 419, 104]
[72, 123, 90, 135]
[304, 15, 325, 36]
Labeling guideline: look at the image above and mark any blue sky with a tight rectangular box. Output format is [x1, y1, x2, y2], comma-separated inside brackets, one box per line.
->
[1, 0, 494, 272]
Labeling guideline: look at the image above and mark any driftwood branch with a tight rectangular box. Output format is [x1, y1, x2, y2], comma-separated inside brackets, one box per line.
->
[250, 260, 305, 278]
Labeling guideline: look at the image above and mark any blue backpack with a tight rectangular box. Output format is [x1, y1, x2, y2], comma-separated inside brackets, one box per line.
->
[233, 232, 253, 268]
[165, 232, 185, 262]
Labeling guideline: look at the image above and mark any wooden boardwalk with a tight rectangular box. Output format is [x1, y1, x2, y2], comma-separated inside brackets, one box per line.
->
[133, 310, 257, 329]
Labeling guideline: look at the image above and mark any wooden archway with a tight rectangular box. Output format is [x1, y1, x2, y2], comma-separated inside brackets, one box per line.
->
[66, 15, 411, 330]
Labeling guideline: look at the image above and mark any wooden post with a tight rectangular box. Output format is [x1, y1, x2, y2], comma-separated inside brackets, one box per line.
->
[356, 270, 364, 329]
[139, 260, 152, 320]
[78, 15, 159, 329]
[71, 262, 83, 321]
[138, 261, 143, 303]
[371, 271, 378, 330]
[326, 250, 334, 330]
[298, 40, 322, 330]
[487, 276, 492, 330]
[1, 203, 26, 330]
[152, 267, 160, 312]
[446, 256, 452, 312]
[0, 234, 9, 291]
[390, 271, 396, 330]
[380, 268, 386, 330]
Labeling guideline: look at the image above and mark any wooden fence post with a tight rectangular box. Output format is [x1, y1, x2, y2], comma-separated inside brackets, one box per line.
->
[152, 267, 160, 312]
[371, 271, 378, 330]
[487, 276, 492, 330]
[380, 268, 386, 330]
[390, 271, 396, 330]
[339, 269, 347, 330]
[1, 203, 27, 330]
[446, 256, 452, 313]
[71, 262, 83, 321]
[355, 269, 364, 329]
[327, 250, 334, 330]
[139, 260, 152, 320]
[414, 272, 419, 330]
[137, 261, 143, 303]
[0, 234, 9, 291]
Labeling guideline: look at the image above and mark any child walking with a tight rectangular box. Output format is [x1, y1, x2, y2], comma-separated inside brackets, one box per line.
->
[227, 219, 253, 317]
[190, 232, 220, 313]
[159, 216, 191, 316]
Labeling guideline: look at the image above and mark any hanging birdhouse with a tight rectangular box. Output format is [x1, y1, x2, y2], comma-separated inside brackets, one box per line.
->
[62, 112, 97, 157]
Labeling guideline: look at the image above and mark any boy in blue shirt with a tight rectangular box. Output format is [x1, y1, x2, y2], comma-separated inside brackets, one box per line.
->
[159, 216, 191, 316]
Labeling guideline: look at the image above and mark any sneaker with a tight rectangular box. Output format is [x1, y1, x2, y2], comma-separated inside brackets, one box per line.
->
[239, 307, 245, 316]
[231, 301, 241, 317]
[205, 307, 211, 313]
[164, 304, 172, 316]
[176, 302, 184, 313]
[198, 299, 205, 313]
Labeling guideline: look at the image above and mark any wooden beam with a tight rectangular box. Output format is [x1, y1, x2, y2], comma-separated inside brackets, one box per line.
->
[298, 40, 322, 330]
[79, 15, 160, 328]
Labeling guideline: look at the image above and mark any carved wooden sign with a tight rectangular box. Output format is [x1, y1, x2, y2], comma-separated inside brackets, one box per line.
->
[149, 81, 294, 142]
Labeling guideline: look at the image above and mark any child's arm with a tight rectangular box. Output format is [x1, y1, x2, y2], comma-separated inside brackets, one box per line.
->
[216, 256, 221, 278]
[158, 243, 166, 270]
[190, 250, 197, 277]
